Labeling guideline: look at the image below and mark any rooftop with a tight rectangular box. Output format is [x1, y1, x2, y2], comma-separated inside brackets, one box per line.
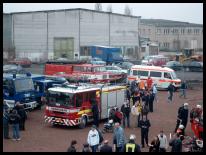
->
[4, 8, 141, 19]
[140, 19, 202, 27]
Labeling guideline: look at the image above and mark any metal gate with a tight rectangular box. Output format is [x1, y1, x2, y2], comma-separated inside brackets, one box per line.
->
[54, 37, 74, 59]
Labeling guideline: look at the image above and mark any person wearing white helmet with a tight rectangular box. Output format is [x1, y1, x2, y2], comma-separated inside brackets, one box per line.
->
[174, 103, 189, 135]
[123, 134, 141, 152]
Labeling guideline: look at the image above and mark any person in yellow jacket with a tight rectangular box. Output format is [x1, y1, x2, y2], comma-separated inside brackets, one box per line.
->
[123, 134, 141, 152]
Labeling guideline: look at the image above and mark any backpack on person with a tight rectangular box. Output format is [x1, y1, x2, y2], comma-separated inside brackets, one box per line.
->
[97, 129, 104, 143]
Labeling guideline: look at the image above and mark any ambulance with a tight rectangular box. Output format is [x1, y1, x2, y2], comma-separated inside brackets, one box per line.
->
[127, 65, 181, 90]
[44, 83, 126, 128]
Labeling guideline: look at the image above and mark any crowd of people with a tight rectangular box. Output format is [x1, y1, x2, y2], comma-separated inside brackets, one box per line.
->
[3, 76, 203, 152]
[65, 76, 203, 152]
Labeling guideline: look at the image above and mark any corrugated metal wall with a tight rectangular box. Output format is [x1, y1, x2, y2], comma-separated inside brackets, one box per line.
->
[11, 9, 140, 61]
[13, 12, 47, 62]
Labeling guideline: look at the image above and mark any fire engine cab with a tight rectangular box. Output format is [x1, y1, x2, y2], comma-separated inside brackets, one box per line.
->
[44, 83, 126, 128]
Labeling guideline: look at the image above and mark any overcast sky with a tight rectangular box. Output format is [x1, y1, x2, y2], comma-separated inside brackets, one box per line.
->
[3, 3, 203, 24]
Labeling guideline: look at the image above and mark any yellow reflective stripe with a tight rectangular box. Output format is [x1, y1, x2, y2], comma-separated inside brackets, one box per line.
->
[126, 143, 135, 152]
[78, 109, 92, 115]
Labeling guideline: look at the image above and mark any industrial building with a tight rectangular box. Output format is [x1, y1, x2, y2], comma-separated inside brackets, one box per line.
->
[3, 8, 141, 62]
[139, 19, 203, 53]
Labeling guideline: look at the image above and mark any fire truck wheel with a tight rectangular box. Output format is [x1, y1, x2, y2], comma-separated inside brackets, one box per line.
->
[79, 116, 87, 129]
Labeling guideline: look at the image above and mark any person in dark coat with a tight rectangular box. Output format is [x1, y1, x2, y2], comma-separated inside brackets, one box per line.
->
[14, 102, 27, 130]
[123, 134, 141, 152]
[100, 140, 113, 152]
[139, 115, 151, 148]
[179, 80, 187, 99]
[67, 140, 77, 152]
[167, 82, 175, 103]
[9, 109, 21, 140]
[91, 99, 99, 127]
[3, 108, 10, 139]
[149, 136, 160, 152]
[121, 101, 131, 128]
[148, 91, 155, 112]
[126, 87, 131, 104]
[142, 91, 150, 106]
[169, 133, 182, 152]
[175, 103, 189, 135]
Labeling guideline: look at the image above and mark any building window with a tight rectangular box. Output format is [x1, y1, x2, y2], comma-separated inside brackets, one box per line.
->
[148, 29, 151, 34]
[80, 46, 91, 56]
[181, 29, 185, 35]
[164, 29, 170, 35]
[173, 29, 179, 34]
[141, 47, 146, 52]
[194, 29, 200, 35]
[156, 29, 161, 35]
[163, 42, 170, 48]
[188, 29, 192, 34]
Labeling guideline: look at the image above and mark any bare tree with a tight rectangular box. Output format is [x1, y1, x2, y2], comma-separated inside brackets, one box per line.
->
[107, 4, 112, 12]
[124, 5, 132, 15]
[95, 3, 102, 11]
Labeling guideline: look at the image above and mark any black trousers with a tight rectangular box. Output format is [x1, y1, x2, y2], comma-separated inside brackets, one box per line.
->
[175, 119, 187, 134]
[93, 116, 99, 127]
[3, 123, 9, 138]
[149, 101, 153, 112]
[19, 119, 25, 130]
[141, 129, 149, 147]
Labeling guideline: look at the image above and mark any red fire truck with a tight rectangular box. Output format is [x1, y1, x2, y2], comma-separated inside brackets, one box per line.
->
[44, 83, 126, 128]
[44, 61, 125, 83]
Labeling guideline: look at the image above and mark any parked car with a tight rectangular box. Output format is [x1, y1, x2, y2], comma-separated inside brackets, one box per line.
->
[3, 64, 26, 74]
[141, 55, 169, 66]
[113, 61, 134, 70]
[164, 61, 183, 71]
[104, 65, 128, 74]
[89, 57, 106, 65]
[9, 58, 32, 67]
[183, 61, 203, 72]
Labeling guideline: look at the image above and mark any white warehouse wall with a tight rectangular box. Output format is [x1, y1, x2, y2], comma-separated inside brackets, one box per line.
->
[13, 12, 48, 62]
[12, 9, 140, 61]
[48, 10, 79, 60]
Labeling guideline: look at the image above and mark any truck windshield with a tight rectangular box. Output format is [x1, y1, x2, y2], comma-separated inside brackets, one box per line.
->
[14, 78, 34, 92]
[47, 91, 74, 107]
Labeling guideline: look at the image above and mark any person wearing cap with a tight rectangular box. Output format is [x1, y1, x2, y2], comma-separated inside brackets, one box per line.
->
[87, 125, 100, 152]
[190, 104, 202, 121]
[113, 122, 125, 152]
[123, 134, 141, 152]
[67, 140, 77, 152]
[174, 103, 189, 135]
[121, 101, 131, 128]
[100, 140, 113, 152]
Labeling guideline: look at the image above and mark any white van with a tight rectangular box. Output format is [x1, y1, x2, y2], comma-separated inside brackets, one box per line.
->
[127, 65, 181, 90]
